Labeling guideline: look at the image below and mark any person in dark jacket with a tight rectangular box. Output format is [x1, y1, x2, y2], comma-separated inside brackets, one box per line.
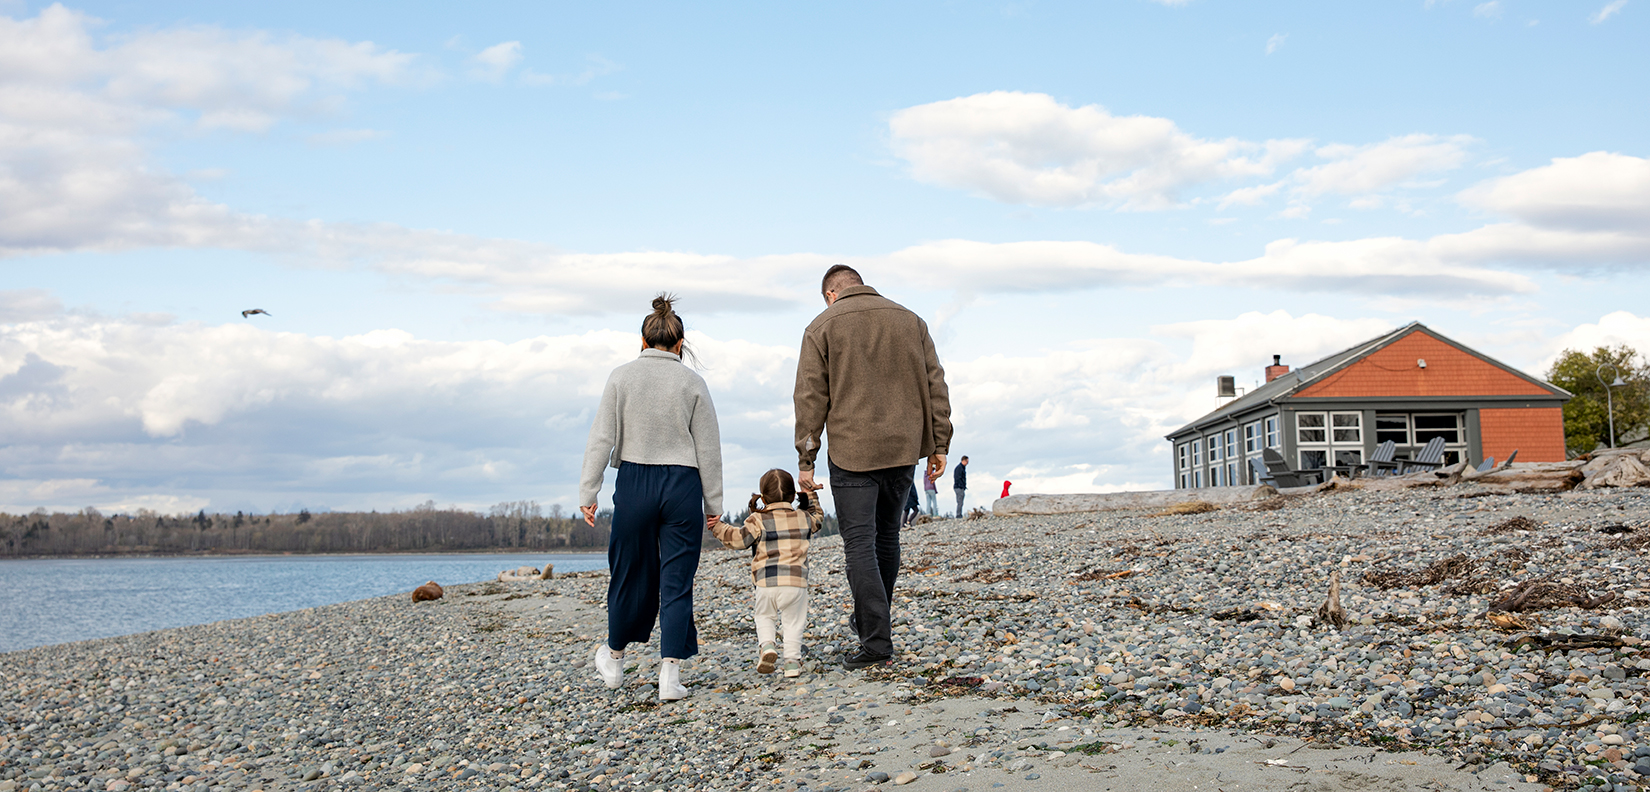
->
[903, 471, 921, 526]
[953, 455, 968, 518]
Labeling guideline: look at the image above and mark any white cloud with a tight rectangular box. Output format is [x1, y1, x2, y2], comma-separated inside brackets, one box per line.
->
[1292, 134, 1476, 196]
[0, 306, 799, 512]
[1474, 1, 1503, 19]
[1591, 0, 1628, 23]
[1437, 152, 1650, 266]
[1542, 311, 1650, 370]
[306, 128, 389, 146]
[471, 41, 522, 81]
[1266, 33, 1287, 54]
[887, 91, 1308, 209]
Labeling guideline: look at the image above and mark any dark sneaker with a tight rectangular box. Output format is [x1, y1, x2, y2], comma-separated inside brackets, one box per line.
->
[842, 650, 892, 670]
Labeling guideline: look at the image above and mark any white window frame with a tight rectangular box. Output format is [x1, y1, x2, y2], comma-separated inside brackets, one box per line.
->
[1207, 435, 1222, 463]
[1297, 410, 1365, 469]
[1244, 422, 1261, 454]
[1191, 438, 1202, 467]
[1265, 415, 1280, 448]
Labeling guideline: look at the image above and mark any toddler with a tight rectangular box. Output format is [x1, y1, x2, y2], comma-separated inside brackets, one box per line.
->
[710, 469, 822, 677]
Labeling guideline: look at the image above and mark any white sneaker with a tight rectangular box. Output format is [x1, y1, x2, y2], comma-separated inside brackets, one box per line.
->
[659, 659, 690, 702]
[594, 644, 623, 689]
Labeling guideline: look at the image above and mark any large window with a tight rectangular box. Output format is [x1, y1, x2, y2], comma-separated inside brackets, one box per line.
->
[1207, 435, 1222, 462]
[1191, 438, 1202, 467]
[1226, 461, 1238, 487]
[1211, 465, 1223, 487]
[1265, 415, 1280, 448]
[1225, 429, 1238, 461]
[1193, 470, 1202, 488]
[1296, 411, 1363, 469]
[1244, 422, 1261, 454]
[1374, 412, 1467, 466]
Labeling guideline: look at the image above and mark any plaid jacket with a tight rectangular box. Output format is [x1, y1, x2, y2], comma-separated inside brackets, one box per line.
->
[710, 494, 824, 588]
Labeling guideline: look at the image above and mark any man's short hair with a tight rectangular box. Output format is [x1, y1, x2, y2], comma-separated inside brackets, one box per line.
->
[821, 264, 864, 295]
[960, 456, 968, 461]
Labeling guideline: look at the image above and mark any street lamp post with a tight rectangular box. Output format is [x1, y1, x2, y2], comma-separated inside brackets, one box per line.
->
[1595, 363, 1627, 449]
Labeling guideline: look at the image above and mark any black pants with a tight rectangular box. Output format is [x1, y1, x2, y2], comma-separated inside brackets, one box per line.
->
[829, 459, 913, 657]
[607, 462, 703, 660]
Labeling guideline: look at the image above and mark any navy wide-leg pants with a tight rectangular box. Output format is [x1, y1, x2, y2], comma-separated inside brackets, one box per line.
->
[606, 462, 703, 660]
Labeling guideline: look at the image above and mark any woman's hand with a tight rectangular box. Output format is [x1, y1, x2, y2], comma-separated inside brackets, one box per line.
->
[705, 515, 721, 530]
[580, 504, 597, 527]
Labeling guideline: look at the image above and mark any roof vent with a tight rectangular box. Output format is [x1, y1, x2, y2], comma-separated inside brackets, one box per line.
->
[1216, 375, 1236, 398]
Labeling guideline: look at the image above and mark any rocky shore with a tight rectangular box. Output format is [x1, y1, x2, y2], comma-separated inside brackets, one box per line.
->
[3, 483, 1648, 792]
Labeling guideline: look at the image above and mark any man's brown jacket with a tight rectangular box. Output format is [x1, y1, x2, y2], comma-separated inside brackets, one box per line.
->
[794, 285, 953, 473]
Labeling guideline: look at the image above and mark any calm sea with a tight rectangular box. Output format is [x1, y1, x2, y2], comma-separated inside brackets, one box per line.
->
[0, 553, 606, 654]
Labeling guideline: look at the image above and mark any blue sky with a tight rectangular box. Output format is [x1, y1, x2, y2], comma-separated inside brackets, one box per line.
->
[2, 0, 1647, 515]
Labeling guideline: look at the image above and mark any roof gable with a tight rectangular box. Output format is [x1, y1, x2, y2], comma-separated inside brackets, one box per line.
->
[1294, 326, 1566, 399]
[1165, 322, 1567, 439]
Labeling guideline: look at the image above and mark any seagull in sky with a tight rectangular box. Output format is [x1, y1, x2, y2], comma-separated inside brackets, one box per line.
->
[241, 309, 272, 318]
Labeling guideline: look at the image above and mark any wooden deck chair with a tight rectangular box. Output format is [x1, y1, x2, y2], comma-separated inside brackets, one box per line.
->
[1261, 447, 1322, 487]
[1249, 456, 1274, 486]
[1474, 456, 1496, 473]
[1397, 436, 1448, 474]
[1360, 440, 1400, 477]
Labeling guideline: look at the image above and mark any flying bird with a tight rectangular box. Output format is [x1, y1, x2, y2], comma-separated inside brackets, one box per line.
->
[241, 309, 272, 318]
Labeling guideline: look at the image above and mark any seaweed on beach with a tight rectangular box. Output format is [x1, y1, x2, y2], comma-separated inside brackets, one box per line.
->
[1478, 515, 1543, 536]
[1362, 553, 1477, 590]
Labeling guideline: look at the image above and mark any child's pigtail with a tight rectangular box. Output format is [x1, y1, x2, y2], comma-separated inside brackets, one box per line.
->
[747, 492, 763, 513]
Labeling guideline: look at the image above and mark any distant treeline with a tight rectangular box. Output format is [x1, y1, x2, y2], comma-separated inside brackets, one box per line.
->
[0, 500, 613, 557]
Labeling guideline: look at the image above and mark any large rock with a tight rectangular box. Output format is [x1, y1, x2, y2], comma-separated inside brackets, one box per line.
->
[411, 581, 443, 602]
[992, 485, 1269, 517]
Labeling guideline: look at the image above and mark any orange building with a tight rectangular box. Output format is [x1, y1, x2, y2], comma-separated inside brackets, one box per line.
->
[1166, 323, 1570, 489]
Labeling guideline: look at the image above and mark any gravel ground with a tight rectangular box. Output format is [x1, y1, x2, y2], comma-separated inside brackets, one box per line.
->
[2, 483, 1648, 792]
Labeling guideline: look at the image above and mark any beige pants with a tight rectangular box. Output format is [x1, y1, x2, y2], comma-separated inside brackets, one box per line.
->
[753, 586, 808, 659]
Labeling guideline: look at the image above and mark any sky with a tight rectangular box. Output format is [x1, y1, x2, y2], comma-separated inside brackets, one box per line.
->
[2, 0, 1649, 516]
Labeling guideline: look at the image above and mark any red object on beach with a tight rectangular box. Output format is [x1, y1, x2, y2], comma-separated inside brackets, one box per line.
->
[1000, 481, 1011, 498]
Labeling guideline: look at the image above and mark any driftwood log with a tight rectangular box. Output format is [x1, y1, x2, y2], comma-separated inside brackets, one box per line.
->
[1316, 569, 1347, 629]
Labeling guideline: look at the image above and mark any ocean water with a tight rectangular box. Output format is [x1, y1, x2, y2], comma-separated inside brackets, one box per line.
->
[0, 552, 606, 654]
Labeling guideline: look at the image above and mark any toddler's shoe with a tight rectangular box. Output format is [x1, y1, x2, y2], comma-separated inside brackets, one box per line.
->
[756, 641, 779, 674]
[594, 644, 623, 689]
[782, 658, 803, 678]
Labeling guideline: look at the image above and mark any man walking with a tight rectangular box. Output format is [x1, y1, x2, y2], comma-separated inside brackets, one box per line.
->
[795, 265, 951, 669]
[953, 455, 968, 518]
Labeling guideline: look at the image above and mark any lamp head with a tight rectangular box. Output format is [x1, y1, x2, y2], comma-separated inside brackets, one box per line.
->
[1611, 376, 1627, 387]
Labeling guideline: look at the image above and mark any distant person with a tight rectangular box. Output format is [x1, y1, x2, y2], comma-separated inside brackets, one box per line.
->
[1000, 480, 1011, 499]
[580, 294, 723, 702]
[794, 264, 952, 670]
[954, 455, 969, 517]
[708, 469, 823, 679]
[923, 467, 938, 516]
[903, 472, 921, 526]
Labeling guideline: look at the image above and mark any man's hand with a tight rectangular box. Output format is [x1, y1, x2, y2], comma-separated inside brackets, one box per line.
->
[580, 504, 597, 527]
[706, 515, 721, 531]
[798, 469, 820, 493]
[927, 453, 947, 481]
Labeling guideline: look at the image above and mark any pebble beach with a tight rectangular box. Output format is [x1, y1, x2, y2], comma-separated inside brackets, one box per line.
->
[4, 483, 1649, 792]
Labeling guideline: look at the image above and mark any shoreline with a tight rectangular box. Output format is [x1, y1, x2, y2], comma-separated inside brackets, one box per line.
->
[0, 548, 608, 562]
[3, 486, 1647, 791]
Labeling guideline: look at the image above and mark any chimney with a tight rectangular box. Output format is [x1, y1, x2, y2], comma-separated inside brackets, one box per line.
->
[1265, 354, 1290, 383]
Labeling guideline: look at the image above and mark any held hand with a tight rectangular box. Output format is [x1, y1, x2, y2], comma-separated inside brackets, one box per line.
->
[580, 504, 597, 528]
[706, 515, 721, 531]
[798, 469, 820, 493]
[927, 453, 947, 481]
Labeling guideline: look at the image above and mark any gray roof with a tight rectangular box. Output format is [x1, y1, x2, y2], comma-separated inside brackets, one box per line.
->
[1165, 322, 1569, 439]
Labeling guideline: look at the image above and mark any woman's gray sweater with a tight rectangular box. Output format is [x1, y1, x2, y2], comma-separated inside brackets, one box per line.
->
[579, 349, 724, 515]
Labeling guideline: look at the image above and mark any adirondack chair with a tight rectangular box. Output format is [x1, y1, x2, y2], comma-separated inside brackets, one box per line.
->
[1360, 440, 1400, 477]
[1474, 456, 1496, 473]
[1501, 449, 1518, 468]
[1396, 436, 1448, 474]
[1249, 456, 1273, 486]
[1261, 447, 1322, 487]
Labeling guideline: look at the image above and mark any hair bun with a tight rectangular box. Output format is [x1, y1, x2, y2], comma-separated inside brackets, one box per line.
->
[651, 294, 675, 314]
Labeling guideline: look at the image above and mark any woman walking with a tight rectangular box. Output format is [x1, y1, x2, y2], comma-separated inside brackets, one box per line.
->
[580, 295, 723, 702]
